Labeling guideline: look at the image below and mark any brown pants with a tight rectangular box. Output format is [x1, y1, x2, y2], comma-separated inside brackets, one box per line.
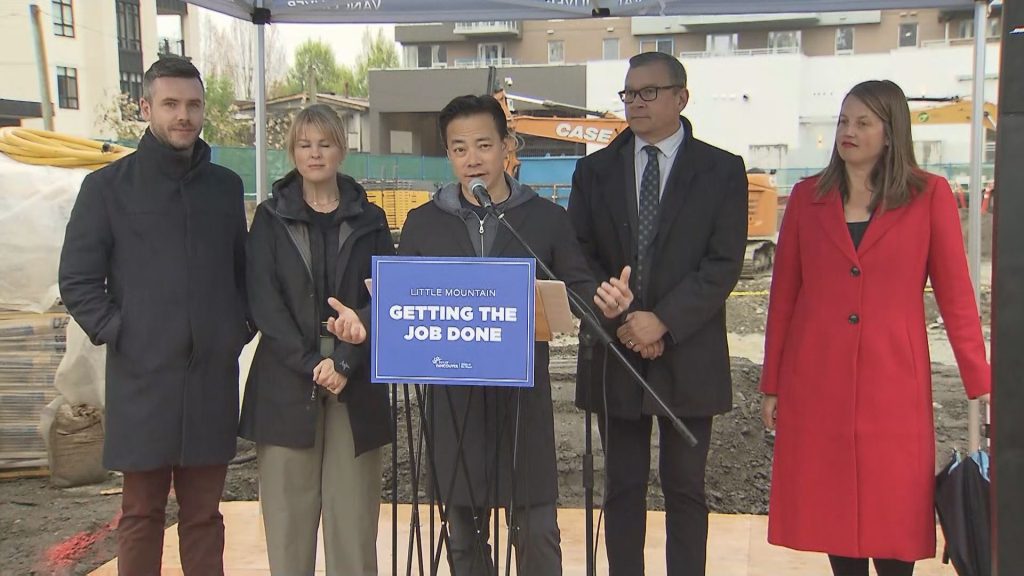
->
[118, 464, 228, 575]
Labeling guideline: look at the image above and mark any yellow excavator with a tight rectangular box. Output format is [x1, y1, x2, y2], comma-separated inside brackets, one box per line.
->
[909, 98, 998, 130]
[909, 97, 998, 210]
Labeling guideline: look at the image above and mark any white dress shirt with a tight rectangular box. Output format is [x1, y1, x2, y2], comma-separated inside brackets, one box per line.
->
[633, 120, 685, 214]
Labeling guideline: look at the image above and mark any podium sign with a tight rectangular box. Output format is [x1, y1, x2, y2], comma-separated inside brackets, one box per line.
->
[370, 256, 535, 387]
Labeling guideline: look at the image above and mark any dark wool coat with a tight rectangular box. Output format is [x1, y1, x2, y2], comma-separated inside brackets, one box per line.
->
[569, 118, 749, 419]
[59, 131, 250, 472]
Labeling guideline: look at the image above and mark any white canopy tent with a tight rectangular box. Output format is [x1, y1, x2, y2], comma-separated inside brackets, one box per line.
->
[187, 0, 994, 449]
[189, 0, 977, 23]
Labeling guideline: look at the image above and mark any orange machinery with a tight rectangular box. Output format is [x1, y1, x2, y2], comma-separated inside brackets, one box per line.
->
[492, 86, 778, 275]
[909, 98, 998, 130]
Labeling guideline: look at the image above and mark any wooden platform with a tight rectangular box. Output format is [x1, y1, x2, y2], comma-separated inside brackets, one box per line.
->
[91, 502, 957, 575]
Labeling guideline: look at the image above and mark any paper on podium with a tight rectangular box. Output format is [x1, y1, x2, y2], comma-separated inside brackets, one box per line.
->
[534, 280, 572, 341]
[364, 278, 572, 341]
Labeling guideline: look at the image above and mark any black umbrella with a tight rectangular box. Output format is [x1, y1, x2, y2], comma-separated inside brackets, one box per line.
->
[935, 450, 991, 576]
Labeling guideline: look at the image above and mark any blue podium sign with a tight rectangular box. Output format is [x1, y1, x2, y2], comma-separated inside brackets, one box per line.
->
[370, 256, 535, 387]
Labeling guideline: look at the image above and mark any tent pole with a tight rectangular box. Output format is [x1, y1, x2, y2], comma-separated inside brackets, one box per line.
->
[254, 0, 269, 203]
[967, 0, 987, 453]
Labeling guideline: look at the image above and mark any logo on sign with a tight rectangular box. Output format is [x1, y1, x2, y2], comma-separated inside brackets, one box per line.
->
[555, 123, 615, 144]
[432, 356, 473, 370]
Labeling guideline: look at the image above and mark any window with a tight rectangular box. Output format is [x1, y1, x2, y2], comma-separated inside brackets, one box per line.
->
[640, 38, 674, 55]
[548, 40, 564, 64]
[768, 31, 801, 53]
[432, 45, 447, 67]
[116, 0, 142, 52]
[706, 33, 738, 55]
[748, 144, 788, 171]
[417, 45, 432, 67]
[56, 66, 78, 109]
[478, 42, 505, 64]
[406, 44, 447, 68]
[987, 16, 1001, 38]
[955, 19, 974, 39]
[955, 17, 1002, 39]
[52, 0, 74, 37]
[898, 23, 918, 48]
[913, 140, 943, 165]
[602, 38, 619, 60]
[121, 71, 143, 104]
[835, 26, 854, 54]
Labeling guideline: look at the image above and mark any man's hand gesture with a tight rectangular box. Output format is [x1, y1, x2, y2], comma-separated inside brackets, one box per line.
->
[594, 266, 633, 319]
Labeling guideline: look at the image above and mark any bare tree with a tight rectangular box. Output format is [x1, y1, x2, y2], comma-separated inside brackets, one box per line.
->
[196, 12, 287, 101]
[198, 15, 236, 81]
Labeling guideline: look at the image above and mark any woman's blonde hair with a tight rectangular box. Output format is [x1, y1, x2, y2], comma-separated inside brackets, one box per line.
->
[285, 104, 349, 165]
[815, 80, 926, 211]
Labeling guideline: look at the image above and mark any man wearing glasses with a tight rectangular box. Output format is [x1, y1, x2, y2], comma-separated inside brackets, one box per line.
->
[568, 51, 749, 576]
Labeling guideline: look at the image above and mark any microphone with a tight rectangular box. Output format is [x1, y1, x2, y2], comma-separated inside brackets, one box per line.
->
[469, 178, 494, 210]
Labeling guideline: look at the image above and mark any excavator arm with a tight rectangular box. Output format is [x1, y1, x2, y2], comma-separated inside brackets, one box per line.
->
[910, 99, 998, 131]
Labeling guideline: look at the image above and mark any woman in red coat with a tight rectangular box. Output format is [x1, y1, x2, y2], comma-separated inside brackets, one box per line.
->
[759, 80, 991, 576]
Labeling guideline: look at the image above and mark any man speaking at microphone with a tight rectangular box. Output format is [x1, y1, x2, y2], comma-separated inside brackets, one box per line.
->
[377, 94, 632, 575]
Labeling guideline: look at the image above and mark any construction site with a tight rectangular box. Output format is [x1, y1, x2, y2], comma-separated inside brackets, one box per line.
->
[0, 124, 995, 573]
[2, 0, 1023, 574]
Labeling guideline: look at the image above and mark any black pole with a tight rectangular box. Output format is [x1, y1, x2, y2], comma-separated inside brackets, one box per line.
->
[392, 383, 399, 576]
[402, 384, 426, 576]
[503, 389, 524, 576]
[991, 4, 1024, 574]
[578, 330, 597, 576]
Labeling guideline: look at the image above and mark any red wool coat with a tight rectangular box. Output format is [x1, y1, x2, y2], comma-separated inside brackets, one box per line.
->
[760, 173, 990, 561]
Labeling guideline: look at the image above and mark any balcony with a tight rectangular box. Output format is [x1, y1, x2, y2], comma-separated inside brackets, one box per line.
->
[922, 35, 1001, 48]
[632, 11, 880, 35]
[453, 57, 517, 68]
[680, 46, 801, 58]
[454, 21, 521, 37]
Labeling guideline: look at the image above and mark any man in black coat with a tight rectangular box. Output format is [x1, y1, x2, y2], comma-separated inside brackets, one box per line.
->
[568, 52, 749, 575]
[58, 57, 250, 575]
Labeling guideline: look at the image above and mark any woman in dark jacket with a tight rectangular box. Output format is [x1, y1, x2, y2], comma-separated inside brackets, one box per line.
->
[239, 104, 394, 576]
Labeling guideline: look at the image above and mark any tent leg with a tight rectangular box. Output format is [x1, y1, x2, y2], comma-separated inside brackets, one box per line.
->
[967, 0, 987, 453]
[254, 1, 268, 203]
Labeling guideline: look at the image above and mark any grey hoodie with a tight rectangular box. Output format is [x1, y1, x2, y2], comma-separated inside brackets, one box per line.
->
[432, 173, 537, 257]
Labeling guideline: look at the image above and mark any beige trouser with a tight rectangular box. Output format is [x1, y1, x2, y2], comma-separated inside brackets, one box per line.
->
[257, 399, 383, 576]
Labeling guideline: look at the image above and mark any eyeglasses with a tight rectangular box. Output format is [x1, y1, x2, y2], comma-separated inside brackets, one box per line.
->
[617, 85, 682, 103]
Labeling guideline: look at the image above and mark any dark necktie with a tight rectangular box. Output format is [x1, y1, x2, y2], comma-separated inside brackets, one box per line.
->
[636, 145, 661, 294]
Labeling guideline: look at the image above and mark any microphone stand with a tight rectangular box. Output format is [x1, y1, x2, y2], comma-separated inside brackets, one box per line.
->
[472, 185, 696, 576]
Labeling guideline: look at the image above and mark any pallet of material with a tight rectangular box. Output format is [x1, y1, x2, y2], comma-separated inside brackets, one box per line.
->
[0, 310, 68, 466]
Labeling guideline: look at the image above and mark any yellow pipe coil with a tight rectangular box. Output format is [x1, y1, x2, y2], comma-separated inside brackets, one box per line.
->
[0, 128, 133, 171]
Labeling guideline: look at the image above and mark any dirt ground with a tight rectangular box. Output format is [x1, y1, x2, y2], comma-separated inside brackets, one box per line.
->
[0, 271, 986, 575]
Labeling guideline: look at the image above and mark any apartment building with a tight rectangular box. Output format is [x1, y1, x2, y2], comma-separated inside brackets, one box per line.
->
[396, 18, 634, 69]
[382, 7, 1003, 172]
[395, 8, 1002, 68]
[0, 0, 199, 138]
